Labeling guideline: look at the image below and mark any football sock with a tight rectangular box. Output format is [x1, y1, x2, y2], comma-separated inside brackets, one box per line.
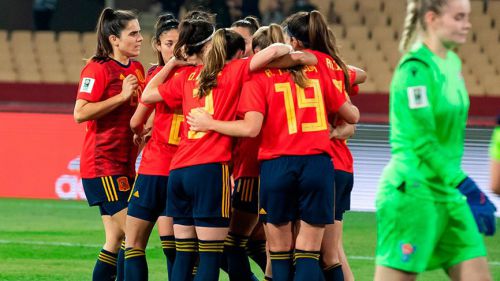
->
[293, 249, 321, 281]
[194, 240, 225, 281]
[269, 250, 294, 281]
[160, 235, 176, 279]
[124, 248, 147, 281]
[171, 238, 197, 281]
[92, 249, 117, 281]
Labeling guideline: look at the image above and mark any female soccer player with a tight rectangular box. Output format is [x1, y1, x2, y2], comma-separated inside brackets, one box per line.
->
[375, 1, 496, 280]
[281, 11, 364, 281]
[186, 15, 360, 281]
[124, 14, 185, 280]
[231, 16, 260, 57]
[141, 18, 298, 281]
[73, 8, 144, 281]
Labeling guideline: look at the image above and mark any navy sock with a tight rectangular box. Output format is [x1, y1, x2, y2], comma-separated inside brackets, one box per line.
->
[293, 250, 321, 281]
[323, 263, 344, 281]
[225, 232, 254, 280]
[247, 239, 267, 272]
[171, 238, 197, 281]
[160, 235, 176, 279]
[116, 240, 126, 281]
[269, 250, 293, 281]
[194, 240, 224, 281]
[92, 249, 117, 281]
[124, 248, 147, 281]
[264, 276, 273, 281]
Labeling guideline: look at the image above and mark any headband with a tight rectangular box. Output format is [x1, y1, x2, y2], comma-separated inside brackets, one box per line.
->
[188, 26, 216, 47]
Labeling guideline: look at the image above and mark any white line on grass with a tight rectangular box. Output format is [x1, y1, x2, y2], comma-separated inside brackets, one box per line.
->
[1, 240, 499, 266]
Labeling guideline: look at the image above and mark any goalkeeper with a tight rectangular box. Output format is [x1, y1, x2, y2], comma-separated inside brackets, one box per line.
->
[374, 0, 496, 280]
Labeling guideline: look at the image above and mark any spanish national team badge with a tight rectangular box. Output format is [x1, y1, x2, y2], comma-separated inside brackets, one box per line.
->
[400, 242, 416, 262]
[407, 86, 428, 109]
[117, 177, 131, 192]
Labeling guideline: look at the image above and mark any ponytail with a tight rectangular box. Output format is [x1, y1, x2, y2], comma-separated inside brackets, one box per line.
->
[307, 11, 352, 95]
[198, 29, 245, 98]
[399, 0, 420, 53]
[94, 8, 138, 61]
[173, 19, 214, 59]
[399, 0, 448, 53]
[252, 24, 308, 89]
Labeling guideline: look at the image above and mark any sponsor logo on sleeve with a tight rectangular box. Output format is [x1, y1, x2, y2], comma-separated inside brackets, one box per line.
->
[79, 78, 95, 93]
[407, 86, 428, 109]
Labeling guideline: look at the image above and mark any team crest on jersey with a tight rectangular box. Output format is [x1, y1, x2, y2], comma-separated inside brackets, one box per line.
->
[79, 77, 95, 93]
[400, 242, 416, 262]
[117, 176, 131, 191]
[407, 86, 428, 109]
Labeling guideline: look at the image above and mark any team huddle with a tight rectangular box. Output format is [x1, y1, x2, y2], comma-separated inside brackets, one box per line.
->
[74, 1, 497, 281]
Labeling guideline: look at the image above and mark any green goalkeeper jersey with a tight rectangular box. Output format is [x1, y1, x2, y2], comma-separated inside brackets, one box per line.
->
[380, 43, 468, 201]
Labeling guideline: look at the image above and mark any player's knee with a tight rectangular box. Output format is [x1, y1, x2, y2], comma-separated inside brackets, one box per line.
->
[321, 249, 340, 267]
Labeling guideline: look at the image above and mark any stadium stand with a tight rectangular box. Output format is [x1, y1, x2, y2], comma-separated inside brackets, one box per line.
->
[0, 0, 497, 123]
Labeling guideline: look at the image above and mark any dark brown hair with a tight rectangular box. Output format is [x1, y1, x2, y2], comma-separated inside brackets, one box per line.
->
[93, 8, 138, 61]
[284, 11, 352, 95]
[231, 16, 260, 35]
[173, 19, 215, 60]
[152, 13, 179, 65]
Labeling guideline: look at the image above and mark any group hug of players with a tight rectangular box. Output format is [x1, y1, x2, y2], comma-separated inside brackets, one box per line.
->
[74, 5, 371, 281]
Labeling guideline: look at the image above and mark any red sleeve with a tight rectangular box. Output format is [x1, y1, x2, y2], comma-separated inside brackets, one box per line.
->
[158, 69, 184, 109]
[228, 58, 252, 83]
[76, 62, 107, 102]
[237, 76, 267, 115]
[322, 69, 347, 114]
[140, 65, 162, 109]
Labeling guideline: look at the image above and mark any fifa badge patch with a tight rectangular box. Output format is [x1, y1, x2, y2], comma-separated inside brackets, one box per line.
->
[400, 242, 416, 262]
[79, 77, 95, 93]
[117, 177, 131, 192]
[407, 86, 428, 109]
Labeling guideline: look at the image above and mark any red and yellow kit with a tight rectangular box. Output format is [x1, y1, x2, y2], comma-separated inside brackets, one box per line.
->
[158, 58, 251, 170]
[238, 51, 348, 160]
[77, 59, 145, 178]
[232, 133, 261, 179]
[138, 65, 183, 176]
[329, 67, 358, 173]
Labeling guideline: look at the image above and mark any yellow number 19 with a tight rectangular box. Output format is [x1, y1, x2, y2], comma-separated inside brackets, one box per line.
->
[274, 79, 327, 135]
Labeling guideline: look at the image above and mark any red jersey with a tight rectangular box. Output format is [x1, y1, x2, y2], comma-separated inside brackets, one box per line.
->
[232, 133, 261, 179]
[158, 58, 251, 170]
[138, 65, 183, 176]
[77, 59, 145, 178]
[238, 52, 347, 160]
[329, 68, 358, 173]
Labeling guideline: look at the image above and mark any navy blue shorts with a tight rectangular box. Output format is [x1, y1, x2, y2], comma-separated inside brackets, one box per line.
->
[259, 154, 334, 225]
[127, 174, 169, 222]
[334, 170, 353, 221]
[167, 163, 231, 227]
[232, 177, 259, 214]
[82, 176, 132, 216]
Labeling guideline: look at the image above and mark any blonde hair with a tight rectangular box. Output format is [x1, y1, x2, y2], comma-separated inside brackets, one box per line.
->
[399, 0, 448, 52]
[197, 29, 245, 98]
[252, 24, 309, 89]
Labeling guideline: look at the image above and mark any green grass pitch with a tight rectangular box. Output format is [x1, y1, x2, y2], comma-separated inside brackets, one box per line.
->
[0, 198, 498, 280]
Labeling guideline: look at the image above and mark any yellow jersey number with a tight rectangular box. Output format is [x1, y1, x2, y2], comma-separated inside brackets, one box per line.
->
[168, 113, 184, 145]
[274, 79, 327, 135]
[188, 89, 214, 139]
